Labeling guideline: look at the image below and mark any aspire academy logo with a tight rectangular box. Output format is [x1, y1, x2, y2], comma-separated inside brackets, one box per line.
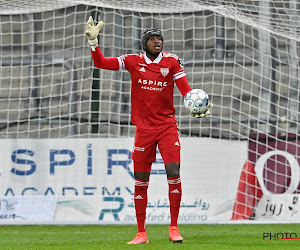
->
[263, 232, 300, 240]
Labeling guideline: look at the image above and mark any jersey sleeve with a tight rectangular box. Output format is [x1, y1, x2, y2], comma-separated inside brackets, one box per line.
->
[172, 56, 186, 81]
[175, 76, 192, 97]
[117, 54, 134, 71]
[171, 55, 192, 97]
[91, 46, 120, 70]
[91, 45, 134, 72]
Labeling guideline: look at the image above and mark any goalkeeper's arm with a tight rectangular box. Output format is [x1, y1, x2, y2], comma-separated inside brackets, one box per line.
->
[85, 16, 119, 70]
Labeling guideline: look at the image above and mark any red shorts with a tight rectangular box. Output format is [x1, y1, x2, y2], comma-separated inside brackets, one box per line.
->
[131, 123, 181, 171]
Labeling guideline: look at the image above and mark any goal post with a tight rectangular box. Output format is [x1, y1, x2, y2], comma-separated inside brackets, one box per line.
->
[0, 0, 299, 223]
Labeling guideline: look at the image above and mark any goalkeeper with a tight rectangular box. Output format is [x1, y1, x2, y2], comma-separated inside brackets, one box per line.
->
[86, 16, 210, 244]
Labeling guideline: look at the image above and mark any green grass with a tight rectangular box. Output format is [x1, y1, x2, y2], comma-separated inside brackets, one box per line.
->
[0, 224, 299, 249]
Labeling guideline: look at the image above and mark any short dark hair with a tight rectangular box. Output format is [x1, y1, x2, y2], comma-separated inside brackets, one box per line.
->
[141, 28, 164, 51]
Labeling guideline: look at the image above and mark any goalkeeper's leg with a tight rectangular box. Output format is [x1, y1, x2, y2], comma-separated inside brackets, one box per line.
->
[165, 162, 183, 243]
[127, 162, 151, 245]
[165, 163, 182, 227]
[158, 125, 183, 243]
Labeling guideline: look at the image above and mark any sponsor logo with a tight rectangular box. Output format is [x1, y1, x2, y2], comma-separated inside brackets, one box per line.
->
[133, 146, 145, 152]
[134, 195, 144, 199]
[177, 59, 184, 68]
[174, 141, 180, 146]
[139, 67, 146, 72]
[138, 79, 167, 87]
[160, 68, 169, 77]
[171, 189, 180, 194]
[141, 86, 162, 91]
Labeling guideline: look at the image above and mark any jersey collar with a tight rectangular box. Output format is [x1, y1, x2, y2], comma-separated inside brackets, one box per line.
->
[144, 52, 163, 64]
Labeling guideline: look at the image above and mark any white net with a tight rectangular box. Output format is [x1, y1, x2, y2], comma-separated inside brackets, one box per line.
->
[0, 0, 299, 221]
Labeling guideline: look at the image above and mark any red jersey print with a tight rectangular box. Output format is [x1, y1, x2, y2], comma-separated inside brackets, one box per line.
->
[117, 52, 186, 129]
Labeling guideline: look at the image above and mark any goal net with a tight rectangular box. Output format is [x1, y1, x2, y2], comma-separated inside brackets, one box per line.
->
[0, 0, 299, 222]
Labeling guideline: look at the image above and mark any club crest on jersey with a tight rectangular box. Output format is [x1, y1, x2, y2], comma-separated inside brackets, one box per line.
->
[160, 68, 169, 77]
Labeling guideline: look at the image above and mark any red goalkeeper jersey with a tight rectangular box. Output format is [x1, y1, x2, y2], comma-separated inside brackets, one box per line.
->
[91, 46, 191, 129]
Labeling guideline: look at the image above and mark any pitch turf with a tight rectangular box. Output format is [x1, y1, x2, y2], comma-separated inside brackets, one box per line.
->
[0, 224, 300, 249]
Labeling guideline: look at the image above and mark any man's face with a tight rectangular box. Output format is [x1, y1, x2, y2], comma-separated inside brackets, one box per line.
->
[146, 36, 163, 56]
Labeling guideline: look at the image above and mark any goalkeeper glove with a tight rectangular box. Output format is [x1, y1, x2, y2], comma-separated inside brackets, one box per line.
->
[85, 16, 104, 48]
[192, 102, 213, 118]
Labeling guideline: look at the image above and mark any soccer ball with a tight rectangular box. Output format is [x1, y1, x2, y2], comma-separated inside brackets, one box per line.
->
[184, 89, 210, 115]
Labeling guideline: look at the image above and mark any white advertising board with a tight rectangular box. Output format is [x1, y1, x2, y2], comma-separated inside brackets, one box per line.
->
[0, 138, 247, 223]
[0, 196, 56, 221]
[254, 194, 300, 220]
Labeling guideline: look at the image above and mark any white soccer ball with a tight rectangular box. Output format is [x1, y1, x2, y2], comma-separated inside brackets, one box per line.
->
[184, 89, 210, 115]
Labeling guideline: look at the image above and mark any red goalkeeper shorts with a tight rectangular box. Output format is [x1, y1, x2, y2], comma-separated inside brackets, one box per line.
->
[131, 122, 181, 169]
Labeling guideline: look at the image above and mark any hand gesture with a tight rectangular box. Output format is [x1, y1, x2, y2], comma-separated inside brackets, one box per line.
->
[85, 16, 104, 41]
